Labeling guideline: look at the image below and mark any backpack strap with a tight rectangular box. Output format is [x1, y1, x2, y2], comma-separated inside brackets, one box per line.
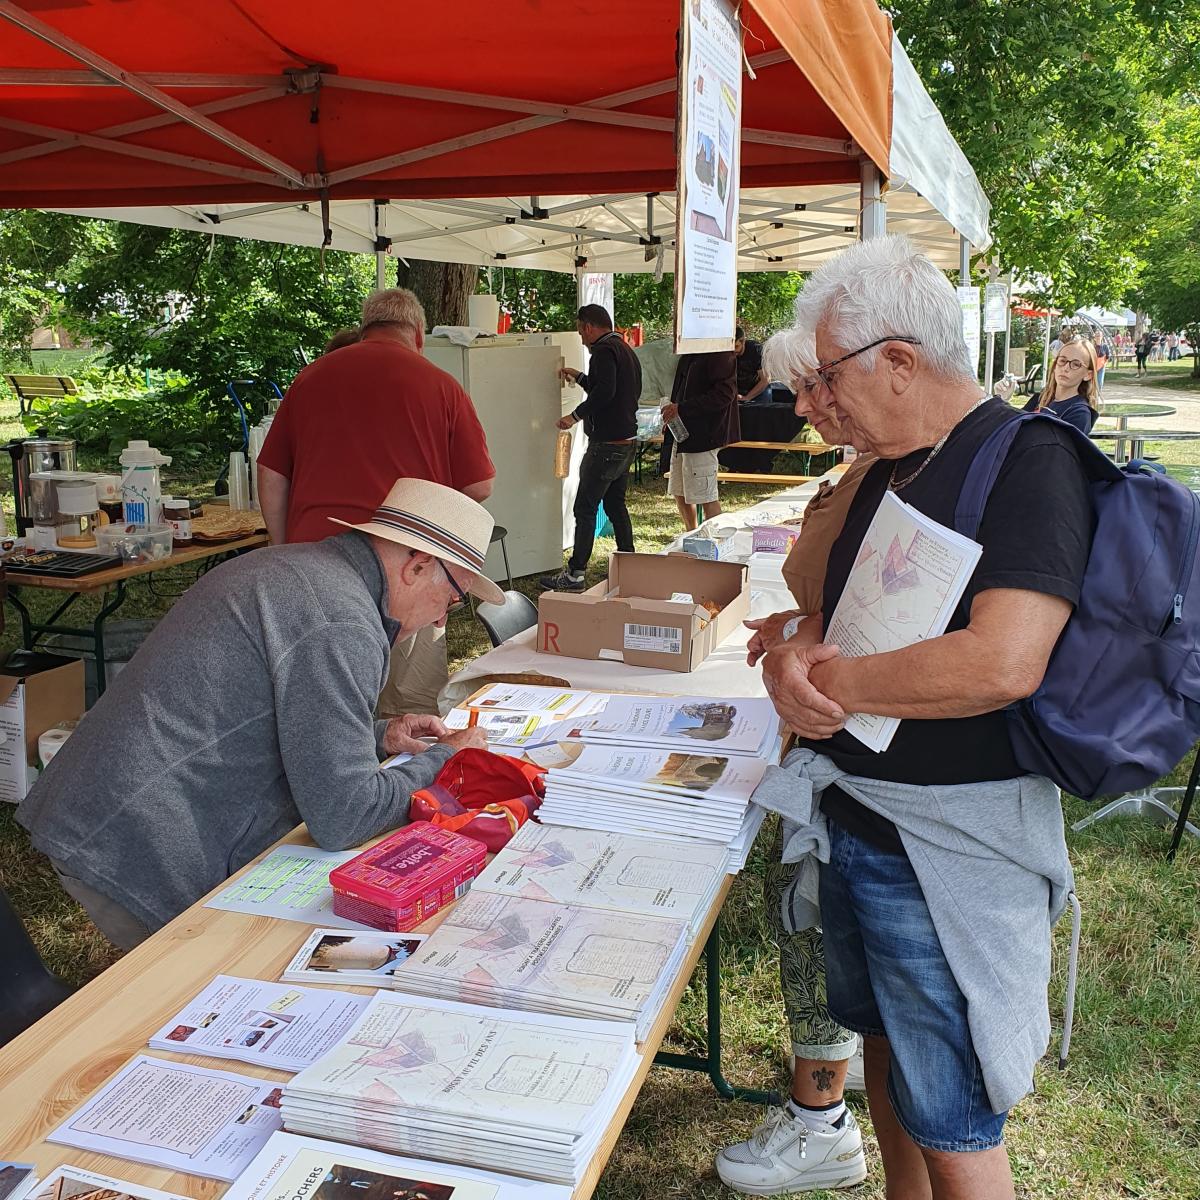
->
[954, 410, 1120, 541]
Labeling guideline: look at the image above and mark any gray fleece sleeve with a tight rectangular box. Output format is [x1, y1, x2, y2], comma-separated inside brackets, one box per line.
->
[273, 621, 456, 850]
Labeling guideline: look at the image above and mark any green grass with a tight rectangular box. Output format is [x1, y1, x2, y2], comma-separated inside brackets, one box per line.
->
[1, 385, 1199, 1197]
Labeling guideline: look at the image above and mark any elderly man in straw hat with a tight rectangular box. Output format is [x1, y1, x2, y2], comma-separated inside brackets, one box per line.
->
[19, 479, 499, 950]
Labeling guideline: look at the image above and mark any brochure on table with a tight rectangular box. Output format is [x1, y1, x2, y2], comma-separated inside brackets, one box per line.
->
[204, 846, 367, 929]
[282, 928, 427, 987]
[47, 1055, 283, 1181]
[566, 694, 781, 757]
[280, 993, 638, 1184]
[27, 1166, 187, 1200]
[473, 821, 727, 930]
[825, 490, 982, 752]
[391, 890, 687, 1039]
[148, 976, 369, 1073]
[222, 1132, 571, 1200]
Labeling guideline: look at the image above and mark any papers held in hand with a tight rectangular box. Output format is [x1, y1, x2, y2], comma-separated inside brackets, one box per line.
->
[824, 490, 982, 753]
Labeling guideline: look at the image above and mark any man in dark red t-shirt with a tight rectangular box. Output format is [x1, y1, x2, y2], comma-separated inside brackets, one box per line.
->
[258, 287, 495, 713]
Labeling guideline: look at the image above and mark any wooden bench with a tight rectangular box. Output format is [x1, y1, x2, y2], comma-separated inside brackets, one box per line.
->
[717, 471, 817, 485]
[4, 373, 79, 415]
[726, 439, 837, 454]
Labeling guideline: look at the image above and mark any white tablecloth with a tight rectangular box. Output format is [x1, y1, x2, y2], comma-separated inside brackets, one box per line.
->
[439, 472, 838, 710]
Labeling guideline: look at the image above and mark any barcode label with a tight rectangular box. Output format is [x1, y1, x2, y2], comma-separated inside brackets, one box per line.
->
[624, 622, 683, 655]
[455, 879, 473, 898]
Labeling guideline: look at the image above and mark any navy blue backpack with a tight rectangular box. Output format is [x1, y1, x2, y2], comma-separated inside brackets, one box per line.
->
[954, 412, 1200, 801]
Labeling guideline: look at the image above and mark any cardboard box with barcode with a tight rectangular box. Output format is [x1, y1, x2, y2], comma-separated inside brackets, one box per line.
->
[0, 651, 85, 802]
[537, 551, 750, 672]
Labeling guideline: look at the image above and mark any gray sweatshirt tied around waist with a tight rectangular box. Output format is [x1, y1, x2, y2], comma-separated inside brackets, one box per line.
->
[752, 747, 1079, 1114]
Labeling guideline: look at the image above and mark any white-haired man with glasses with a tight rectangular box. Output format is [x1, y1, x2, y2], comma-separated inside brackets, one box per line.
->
[723, 237, 1091, 1200]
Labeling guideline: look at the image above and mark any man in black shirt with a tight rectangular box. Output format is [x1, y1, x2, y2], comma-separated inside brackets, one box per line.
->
[745, 237, 1091, 1200]
[541, 305, 642, 591]
[735, 325, 769, 403]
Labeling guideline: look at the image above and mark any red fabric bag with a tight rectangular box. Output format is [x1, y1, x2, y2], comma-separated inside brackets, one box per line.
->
[408, 748, 545, 852]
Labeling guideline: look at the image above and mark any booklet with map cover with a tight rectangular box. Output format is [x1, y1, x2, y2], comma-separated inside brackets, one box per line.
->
[825, 490, 981, 753]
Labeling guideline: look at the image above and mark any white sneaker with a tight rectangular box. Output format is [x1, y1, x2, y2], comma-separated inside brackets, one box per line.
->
[716, 1105, 867, 1195]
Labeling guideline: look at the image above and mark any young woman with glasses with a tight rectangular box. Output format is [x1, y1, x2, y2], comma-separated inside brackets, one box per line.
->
[1023, 337, 1099, 433]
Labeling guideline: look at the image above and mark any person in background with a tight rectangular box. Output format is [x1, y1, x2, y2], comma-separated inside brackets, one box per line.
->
[257, 287, 495, 716]
[751, 235, 1090, 1200]
[18, 479, 497, 950]
[1049, 329, 1065, 357]
[1167, 331, 1180, 361]
[1091, 329, 1110, 389]
[1024, 337, 1099, 433]
[735, 325, 770, 404]
[662, 350, 739, 530]
[541, 304, 642, 591]
[1136, 331, 1151, 376]
[323, 327, 361, 355]
[716, 326, 874, 1197]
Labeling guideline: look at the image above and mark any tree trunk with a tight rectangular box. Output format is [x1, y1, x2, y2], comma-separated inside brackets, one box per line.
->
[393, 259, 479, 328]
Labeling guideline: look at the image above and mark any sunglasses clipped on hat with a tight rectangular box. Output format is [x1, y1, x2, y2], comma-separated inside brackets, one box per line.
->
[329, 478, 505, 605]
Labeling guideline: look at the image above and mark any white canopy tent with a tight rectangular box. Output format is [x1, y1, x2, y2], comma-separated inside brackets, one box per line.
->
[52, 37, 990, 274]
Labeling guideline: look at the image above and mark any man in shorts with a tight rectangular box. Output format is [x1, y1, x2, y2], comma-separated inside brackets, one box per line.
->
[662, 350, 738, 530]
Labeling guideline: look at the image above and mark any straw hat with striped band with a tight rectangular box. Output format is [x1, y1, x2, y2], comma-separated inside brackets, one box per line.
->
[330, 478, 505, 604]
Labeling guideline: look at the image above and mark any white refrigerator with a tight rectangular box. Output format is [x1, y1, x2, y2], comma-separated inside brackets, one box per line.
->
[423, 332, 587, 584]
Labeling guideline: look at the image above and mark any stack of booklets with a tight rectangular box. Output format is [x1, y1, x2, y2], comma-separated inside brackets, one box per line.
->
[534, 740, 769, 863]
[470, 821, 728, 936]
[389, 889, 688, 1041]
[280, 993, 639, 1186]
[223, 1132, 571, 1200]
[565, 695, 784, 760]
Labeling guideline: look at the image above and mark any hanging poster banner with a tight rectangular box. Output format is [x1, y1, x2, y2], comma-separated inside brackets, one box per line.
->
[674, 0, 742, 353]
[958, 286, 981, 378]
[578, 271, 615, 319]
[983, 281, 1009, 333]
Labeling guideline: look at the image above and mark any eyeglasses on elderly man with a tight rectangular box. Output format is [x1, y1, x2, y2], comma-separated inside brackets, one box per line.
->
[796, 335, 924, 396]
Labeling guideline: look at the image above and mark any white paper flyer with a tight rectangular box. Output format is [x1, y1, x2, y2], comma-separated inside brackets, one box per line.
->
[282, 928, 428, 988]
[825, 490, 982, 752]
[204, 846, 366, 929]
[47, 1055, 284, 1181]
[148, 976, 370, 1072]
[27, 1166, 187, 1200]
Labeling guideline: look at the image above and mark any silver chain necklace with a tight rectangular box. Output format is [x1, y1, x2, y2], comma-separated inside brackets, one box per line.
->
[888, 395, 989, 492]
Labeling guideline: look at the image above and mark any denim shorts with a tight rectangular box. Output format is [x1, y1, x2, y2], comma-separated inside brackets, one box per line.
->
[819, 820, 1008, 1152]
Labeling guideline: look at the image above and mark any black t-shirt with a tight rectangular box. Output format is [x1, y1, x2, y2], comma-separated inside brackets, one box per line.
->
[736, 340, 764, 395]
[795, 398, 1093, 850]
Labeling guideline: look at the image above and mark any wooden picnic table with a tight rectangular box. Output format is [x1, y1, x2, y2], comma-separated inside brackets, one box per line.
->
[4, 534, 268, 694]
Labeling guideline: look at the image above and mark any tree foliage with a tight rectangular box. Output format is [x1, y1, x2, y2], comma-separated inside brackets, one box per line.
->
[890, 0, 1200, 310]
[0, 211, 375, 408]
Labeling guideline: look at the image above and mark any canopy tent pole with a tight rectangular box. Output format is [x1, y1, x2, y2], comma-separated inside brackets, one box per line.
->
[858, 159, 886, 239]
[959, 235, 970, 286]
[1042, 303, 1053, 385]
[1002, 271, 1013, 377]
[984, 263, 997, 394]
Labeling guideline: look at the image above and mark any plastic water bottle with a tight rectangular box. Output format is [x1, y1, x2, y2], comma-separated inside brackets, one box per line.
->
[119, 439, 172, 525]
[665, 413, 690, 443]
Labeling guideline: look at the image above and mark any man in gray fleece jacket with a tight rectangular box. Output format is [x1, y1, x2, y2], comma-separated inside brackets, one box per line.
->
[18, 478, 504, 949]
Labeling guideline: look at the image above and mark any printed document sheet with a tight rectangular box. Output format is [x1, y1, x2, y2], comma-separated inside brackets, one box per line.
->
[825, 490, 982, 752]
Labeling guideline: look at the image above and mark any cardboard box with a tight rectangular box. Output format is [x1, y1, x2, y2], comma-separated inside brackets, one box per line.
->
[537, 552, 750, 672]
[0, 651, 86, 803]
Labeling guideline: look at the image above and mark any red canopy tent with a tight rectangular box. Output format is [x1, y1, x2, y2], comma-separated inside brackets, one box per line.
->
[0, 0, 892, 210]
